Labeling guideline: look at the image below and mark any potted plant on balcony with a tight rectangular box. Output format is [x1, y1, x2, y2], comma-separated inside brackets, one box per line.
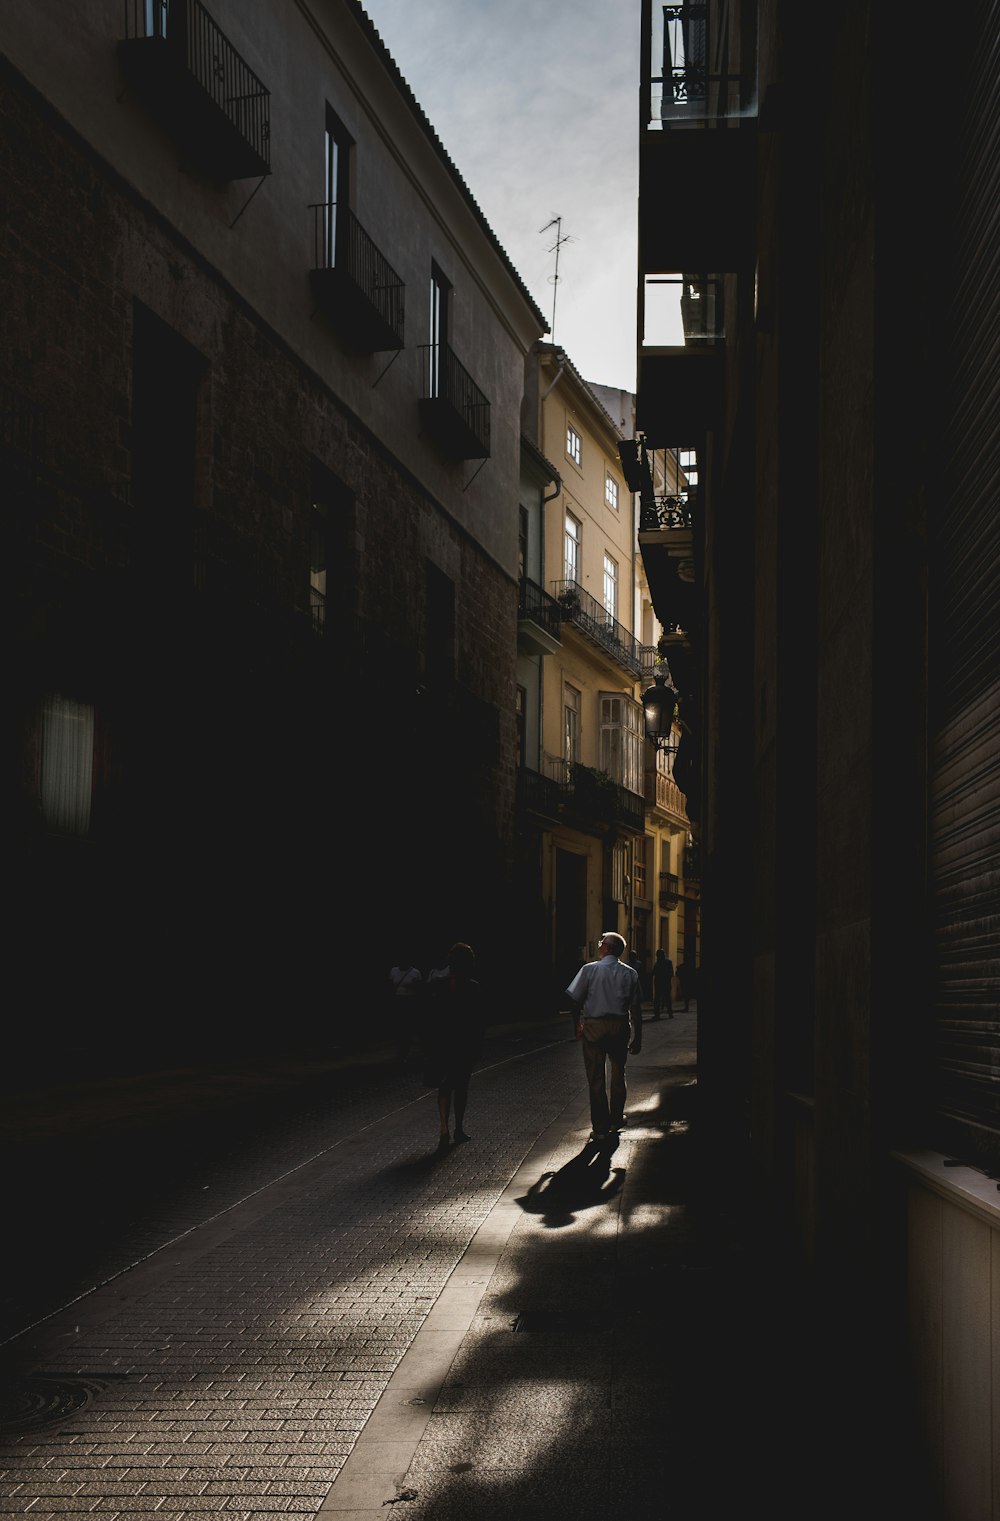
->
[558, 588, 581, 616]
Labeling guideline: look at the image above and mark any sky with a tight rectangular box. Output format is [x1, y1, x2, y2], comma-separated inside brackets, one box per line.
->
[359, 0, 641, 393]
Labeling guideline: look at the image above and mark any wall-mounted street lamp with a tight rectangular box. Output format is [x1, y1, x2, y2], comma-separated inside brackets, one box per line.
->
[642, 670, 680, 753]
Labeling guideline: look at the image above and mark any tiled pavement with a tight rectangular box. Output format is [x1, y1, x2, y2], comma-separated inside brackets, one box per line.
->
[0, 1014, 933, 1521]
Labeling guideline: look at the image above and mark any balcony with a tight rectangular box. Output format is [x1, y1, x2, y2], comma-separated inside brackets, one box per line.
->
[632, 442, 701, 636]
[523, 758, 645, 835]
[419, 344, 490, 460]
[309, 203, 405, 354]
[637, 275, 724, 441]
[516, 765, 565, 822]
[684, 842, 701, 881]
[570, 764, 646, 835]
[638, 0, 756, 271]
[119, 0, 270, 182]
[659, 871, 681, 909]
[517, 577, 563, 657]
[552, 580, 643, 677]
[644, 767, 688, 820]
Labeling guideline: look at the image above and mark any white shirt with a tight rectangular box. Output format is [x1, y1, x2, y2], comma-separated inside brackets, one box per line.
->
[566, 955, 640, 1019]
[389, 966, 423, 997]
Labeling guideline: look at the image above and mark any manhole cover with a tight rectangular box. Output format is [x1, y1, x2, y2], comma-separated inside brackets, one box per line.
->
[0, 1374, 102, 1434]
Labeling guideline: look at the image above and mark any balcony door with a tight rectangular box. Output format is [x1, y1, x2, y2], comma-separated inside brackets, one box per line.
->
[428, 264, 450, 398]
[323, 107, 353, 269]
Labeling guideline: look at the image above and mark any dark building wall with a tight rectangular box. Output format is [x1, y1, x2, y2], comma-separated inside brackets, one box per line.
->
[4, 58, 518, 1069]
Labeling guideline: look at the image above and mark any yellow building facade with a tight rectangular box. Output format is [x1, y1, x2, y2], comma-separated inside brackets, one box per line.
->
[517, 343, 698, 1000]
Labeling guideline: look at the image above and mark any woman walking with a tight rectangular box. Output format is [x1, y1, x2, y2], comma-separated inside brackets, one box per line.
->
[424, 942, 486, 1150]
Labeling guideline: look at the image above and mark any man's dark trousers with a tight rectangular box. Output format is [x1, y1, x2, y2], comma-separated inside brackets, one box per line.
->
[581, 1015, 631, 1135]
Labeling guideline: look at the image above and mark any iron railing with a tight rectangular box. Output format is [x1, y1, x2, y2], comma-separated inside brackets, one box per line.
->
[684, 843, 701, 879]
[642, 0, 755, 129]
[551, 579, 643, 677]
[309, 202, 405, 346]
[518, 577, 563, 639]
[516, 766, 565, 820]
[123, 0, 270, 171]
[419, 343, 490, 457]
[522, 758, 644, 832]
[659, 870, 681, 908]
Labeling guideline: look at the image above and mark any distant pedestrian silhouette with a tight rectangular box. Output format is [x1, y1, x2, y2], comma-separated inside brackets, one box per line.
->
[652, 948, 674, 1019]
[424, 943, 486, 1150]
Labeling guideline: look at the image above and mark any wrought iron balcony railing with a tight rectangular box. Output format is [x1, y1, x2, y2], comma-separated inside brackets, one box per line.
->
[526, 757, 645, 834]
[419, 343, 490, 460]
[309, 202, 405, 352]
[518, 577, 563, 642]
[642, 0, 756, 130]
[120, 0, 270, 180]
[516, 766, 565, 821]
[659, 870, 681, 908]
[684, 843, 701, 880]
[551, 579, 643, 677]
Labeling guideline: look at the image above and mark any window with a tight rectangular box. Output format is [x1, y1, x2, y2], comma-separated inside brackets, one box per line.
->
[322, 106, 353, 268]
[309, 501, 327, 631]
[428, 263, 450, 398]
[310, 463, 353, 633]
[40, 694, 95, 837]
[566, 422, 582, 466]
[605, 473, 619, 511]
[564, 683, 581, 768]
[656, 736, 677, 781]
[515, 684, 526, 768]
[426, 561, 455, 686]
[611, 839, 628, 903]
[518, 505, 528, 582]
[600, 692, 644, 794]
[633, 834, 649, 900]
[131, 302, 201, 516]
[564, 511, 581, 584]
[602, 553, 618, 622]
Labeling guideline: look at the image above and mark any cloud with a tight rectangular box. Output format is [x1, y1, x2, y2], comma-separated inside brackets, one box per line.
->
[361, 0, 639, 388]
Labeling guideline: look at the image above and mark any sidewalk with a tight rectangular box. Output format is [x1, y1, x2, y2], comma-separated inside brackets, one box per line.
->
[0, 1011, 925, 1520]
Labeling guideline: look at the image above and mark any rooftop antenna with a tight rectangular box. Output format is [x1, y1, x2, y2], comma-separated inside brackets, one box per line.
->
[539, 216, 575, 340]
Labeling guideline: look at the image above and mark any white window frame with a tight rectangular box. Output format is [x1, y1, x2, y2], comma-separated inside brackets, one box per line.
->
[605, 473, 619, 511]
[564, 683, 581, 768]
[566, 422, 582, 467]
[599, 691, 644, 795]
[602, 552, 618, 622]
[564, 511, 581, 585]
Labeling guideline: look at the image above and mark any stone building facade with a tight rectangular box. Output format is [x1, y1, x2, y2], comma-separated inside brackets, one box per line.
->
[4, 0, 546, 1063]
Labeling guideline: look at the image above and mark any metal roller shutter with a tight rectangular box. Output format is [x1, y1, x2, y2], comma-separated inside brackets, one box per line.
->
[931, 0, 1000, 1160]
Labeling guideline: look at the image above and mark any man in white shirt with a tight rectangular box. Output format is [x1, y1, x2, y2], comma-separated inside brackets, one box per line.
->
[565, 931, 643, 1142]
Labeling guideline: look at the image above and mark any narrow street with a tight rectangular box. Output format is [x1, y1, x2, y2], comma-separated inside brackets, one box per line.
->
[0, 1014, 735, 1520]
[1, 1012, 937, 1520]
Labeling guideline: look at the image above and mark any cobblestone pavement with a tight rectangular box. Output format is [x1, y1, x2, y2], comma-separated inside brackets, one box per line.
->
[1, 1025, 569, 1346]
[0, 1011, 935, 1521]
[3, 1019, 704, 1520]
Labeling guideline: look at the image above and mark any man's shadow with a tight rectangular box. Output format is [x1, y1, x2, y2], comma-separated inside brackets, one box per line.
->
[515, 1139, 625, 1227]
